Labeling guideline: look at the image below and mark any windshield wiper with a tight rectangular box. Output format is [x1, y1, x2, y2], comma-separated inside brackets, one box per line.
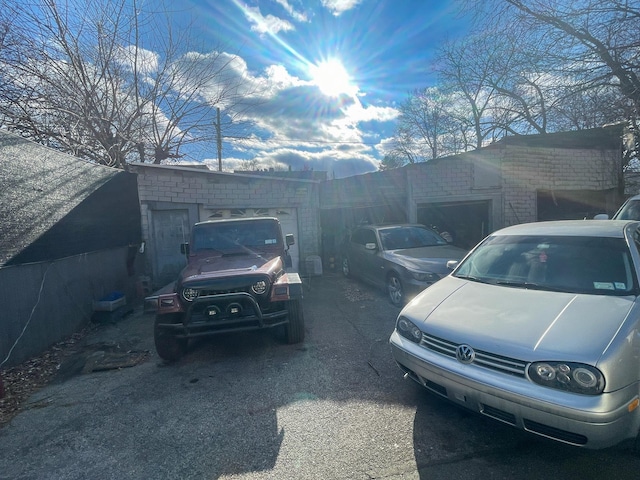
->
[454, 274, 489, 284]
[495, 280, 565, 292]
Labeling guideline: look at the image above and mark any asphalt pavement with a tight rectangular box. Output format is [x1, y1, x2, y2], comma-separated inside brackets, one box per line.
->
[1, 273, 640, 479]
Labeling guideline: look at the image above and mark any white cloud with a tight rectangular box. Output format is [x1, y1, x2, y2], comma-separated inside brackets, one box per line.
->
[321, 0, 363, 16]
[167, 46, 396, 177]
[116, 45, 158, 74]
[343, 102, 398, 123]
[273, 0, 309, 22]
[242, 4, 295, 35]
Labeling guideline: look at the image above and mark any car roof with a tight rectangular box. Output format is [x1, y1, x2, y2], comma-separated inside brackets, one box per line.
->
[493, 220, 639, 238]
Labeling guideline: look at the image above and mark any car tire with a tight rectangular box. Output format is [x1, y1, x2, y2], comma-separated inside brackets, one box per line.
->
[387, 273, 404, 306]
[342, 257, 350, 277]
[154, 313, 187, 362]
[285, 299, 305, 344]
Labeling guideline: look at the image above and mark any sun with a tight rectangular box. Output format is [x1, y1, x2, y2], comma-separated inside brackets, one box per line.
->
[309, 58, 356, 97]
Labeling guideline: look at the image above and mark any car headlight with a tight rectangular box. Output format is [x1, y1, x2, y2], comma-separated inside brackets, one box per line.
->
[528, 361, 605, 395]
[396, 316, 423, 343]
[409, 270, 440, 283]
[251, 280, 269, 295]
[181, 287, 199, 302]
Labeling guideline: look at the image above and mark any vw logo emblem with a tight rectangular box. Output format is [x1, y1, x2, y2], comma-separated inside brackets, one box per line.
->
[456, 344, 475, 364]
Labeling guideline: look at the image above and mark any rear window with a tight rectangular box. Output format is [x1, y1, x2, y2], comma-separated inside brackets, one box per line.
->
[379, 226, 447, 250]
[455, 235, 638, 296]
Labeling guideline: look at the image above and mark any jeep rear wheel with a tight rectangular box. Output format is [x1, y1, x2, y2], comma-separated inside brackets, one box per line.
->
[154, 314, 187, 362]
[285, 299, 305, 344]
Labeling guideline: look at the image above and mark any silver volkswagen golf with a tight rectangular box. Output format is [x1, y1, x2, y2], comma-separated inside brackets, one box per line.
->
[390, 220, 640, 449]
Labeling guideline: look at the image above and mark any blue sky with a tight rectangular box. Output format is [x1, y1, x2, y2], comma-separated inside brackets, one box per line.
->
[172, 0, 466, 177]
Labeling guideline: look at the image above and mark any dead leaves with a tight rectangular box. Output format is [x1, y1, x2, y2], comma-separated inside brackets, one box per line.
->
[0, 329, 90, 428]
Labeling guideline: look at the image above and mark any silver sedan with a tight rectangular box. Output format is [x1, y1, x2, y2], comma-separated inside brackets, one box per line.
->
[390, 220, 640, 449]
[341, 224, 467, 306]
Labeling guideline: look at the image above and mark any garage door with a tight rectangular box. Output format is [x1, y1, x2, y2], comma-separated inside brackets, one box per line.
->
[151, 209, 191, 287]
[199, 207, 300, 272]
[417, 201, 490, 250]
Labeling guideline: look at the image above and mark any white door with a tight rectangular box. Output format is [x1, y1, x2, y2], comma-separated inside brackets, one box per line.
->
[199, 207, 300, 272]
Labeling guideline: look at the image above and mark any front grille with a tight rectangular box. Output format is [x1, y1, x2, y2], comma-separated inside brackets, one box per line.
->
[421, 333, 527, 377]
[523, 419, 588, 446]
[198, 286, 251, 296]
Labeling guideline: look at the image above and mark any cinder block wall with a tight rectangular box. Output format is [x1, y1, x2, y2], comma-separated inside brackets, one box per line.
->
[501, 145, 620, 226]
[319, 141, 620, 236]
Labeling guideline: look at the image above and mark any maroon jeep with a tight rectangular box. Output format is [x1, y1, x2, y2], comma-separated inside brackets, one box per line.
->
[150, 217, 304, 362]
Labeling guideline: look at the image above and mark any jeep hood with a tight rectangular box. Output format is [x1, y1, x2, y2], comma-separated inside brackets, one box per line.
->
[181, 251, 281, 280]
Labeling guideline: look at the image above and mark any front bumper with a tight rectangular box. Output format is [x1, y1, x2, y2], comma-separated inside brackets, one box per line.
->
[389, 330, 640, 449]
[157, 292, 289, 339]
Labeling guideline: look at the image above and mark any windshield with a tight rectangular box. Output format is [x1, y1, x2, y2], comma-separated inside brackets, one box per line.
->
[615, 200, 640, 220]
[379, 226, 448, 250]
[191, 220, 281, 253]
[454, 234, 638, 296]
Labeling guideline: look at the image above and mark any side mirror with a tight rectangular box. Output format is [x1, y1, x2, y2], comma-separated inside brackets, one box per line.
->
[365, 242, 377, 251]
[446, 260, 459, 270]
[593, 214, 609, 220]
[180, 243, 190, 255]
[285, 234, 295, 247]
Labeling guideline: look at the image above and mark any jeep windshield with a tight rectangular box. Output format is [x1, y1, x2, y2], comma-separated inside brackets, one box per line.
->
[191, 220, 282, 254]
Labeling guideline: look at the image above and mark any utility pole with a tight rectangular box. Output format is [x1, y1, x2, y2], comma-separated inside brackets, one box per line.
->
[216, 107, 222, 171]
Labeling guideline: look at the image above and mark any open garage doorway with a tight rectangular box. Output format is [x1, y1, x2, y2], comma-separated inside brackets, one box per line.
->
[537, 189, 620, 221]
[320, 204, 407, 272]
[417, 200, 491, 250]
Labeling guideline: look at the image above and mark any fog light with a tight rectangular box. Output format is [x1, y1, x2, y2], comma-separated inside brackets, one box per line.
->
[227, 303, 242, 315]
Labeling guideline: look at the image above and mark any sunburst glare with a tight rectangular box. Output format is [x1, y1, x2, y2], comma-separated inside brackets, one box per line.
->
[309, 58, 358, 97]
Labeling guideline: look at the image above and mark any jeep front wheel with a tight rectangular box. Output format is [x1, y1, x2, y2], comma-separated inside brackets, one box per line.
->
[285, 299, 305, 344]
[154, 314, 187, 362]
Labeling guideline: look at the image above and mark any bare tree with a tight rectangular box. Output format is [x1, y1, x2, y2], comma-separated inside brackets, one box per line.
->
[455, 0, 639, 154]
[500, 0, 640, 111]
[389, 0, 639, 163]
[500, 0, 640, 159]
[391, 87, 469, 163]
[0, 0, 254, 169]
[378, 153, 404, 171]
[437, 36, 502, 148]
